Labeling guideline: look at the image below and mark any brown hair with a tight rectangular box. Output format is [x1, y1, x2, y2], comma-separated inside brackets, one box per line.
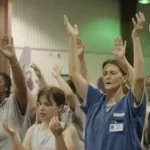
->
[102, 59, 130, 94]
[37, 86, 65, 106]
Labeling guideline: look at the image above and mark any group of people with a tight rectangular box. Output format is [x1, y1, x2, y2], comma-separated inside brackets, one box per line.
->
[0, 11, 150, 150]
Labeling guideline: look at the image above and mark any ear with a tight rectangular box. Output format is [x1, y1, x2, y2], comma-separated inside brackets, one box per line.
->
[122, 75, 128, 84]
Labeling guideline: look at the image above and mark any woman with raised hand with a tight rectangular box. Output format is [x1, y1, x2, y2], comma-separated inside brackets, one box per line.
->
[64, 12, 146, 150]
[3, 87, 79, 150]
[0, 35, 27, 150]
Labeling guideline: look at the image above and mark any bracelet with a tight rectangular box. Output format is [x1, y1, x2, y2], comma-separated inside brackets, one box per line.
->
[10, 57, 18, 67]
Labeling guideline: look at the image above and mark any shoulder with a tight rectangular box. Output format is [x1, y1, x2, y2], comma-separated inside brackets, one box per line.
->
[6, 94, 20, 107]
[6, 94, 15, 102]
[87, 84, 104, 96]
[29, 124, 41, 132]
[62, 124, 79, 149]
[2, 94, 16, 111]
[63, 124, 78, 136]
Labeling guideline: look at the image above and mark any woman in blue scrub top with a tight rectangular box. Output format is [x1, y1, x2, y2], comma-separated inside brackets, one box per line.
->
[64, 12, 146, 150]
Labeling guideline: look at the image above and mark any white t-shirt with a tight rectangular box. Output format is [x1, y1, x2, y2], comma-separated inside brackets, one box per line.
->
[30, 123, 82, 150]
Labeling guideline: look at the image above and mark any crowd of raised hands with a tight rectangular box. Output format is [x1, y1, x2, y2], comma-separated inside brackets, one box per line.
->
[0, 11, 150, 150]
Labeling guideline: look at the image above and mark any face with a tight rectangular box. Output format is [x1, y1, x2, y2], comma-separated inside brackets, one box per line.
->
[103, 63, 126, 92]
[0, 76, 6, 95]
[146, 77, 150, 96]
[37, 95, 58, 122]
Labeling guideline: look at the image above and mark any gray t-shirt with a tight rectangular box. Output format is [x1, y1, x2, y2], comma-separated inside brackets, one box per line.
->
[0, 94, 25, 150]
[19, 114, 31, 141]
[60, 97, 85, 150]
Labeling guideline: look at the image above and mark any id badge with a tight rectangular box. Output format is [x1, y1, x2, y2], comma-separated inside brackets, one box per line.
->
[109, 123, 123, 132]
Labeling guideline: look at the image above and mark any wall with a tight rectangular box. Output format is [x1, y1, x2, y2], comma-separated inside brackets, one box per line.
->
[15, 48, 112, 91]
[12, 0, 120, 90]
[137, 3, 150, 76]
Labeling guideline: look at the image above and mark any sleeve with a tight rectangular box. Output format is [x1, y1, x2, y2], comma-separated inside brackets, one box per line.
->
[81, 84, 104, 114]
[126, 88, 146, 120]
[7, 94, 27, 126]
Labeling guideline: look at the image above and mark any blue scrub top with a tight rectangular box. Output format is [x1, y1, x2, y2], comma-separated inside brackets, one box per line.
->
[82, 85, 146, 150]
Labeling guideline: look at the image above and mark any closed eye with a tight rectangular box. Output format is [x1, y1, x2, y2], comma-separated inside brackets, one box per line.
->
[110, 71, 117, 75]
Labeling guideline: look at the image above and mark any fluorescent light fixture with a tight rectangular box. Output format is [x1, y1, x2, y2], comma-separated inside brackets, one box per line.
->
[138, 0, 150, 4]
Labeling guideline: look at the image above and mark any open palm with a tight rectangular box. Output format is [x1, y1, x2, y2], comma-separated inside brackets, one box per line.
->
[3, 119, 15, 137]
[112, 37, 126, 60]
[64, 15, 78, 36]
[52, 64, 62, 78]
[30, 63, 41, 77]
[0, 35, 16, 59]
[132, 12, 145, 38]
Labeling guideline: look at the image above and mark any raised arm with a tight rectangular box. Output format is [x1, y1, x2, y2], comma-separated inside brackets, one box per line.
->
[112, 37, 134, 84]
[0, 35, 27, 114]
[76, 38, 91, 82]
[21, 65, 37, 120]
[64, 15, 87, 100]
[3, 119, 31, 150]
[26, 88, 37, 122]
[131, 12, 145, 105]
[52, 64, 76, 110]
[30, 63, 48, 89]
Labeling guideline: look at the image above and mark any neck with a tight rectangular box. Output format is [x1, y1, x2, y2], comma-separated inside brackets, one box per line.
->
[106, 87, 125, 105]
[0, 93, 7, 104]
[41, 121, 49, 130]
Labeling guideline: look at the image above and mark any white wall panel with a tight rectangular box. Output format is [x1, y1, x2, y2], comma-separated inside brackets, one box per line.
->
[12, 0, 120, 88]
[12, 0, 120, 51]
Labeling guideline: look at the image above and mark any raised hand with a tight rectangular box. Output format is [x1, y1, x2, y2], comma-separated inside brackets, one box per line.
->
[76, 38, 85, 60]
[64, 15, 78, 37]
[112, 37, 127, 60]
[52, 64, 62, 78]
[3, 119, 16, 137]
[30, 63, 42, 78]
[49, 116, 63, 137]
[0, 35, 16, 59]
[132, 12, 145, 38]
